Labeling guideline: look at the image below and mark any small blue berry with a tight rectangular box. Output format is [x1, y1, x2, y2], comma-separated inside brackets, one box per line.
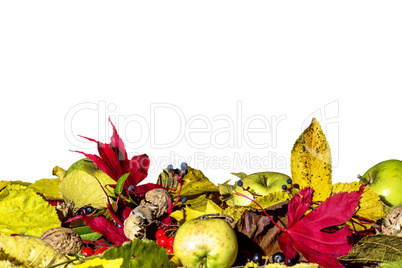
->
[174, 168, 181, 175]
[282, 185, 287, 190]
[182, 196, 188, 203]
[237, 180, 243, 187]
[127, 185, 135, 194]
[180, 162, 188, 171]
[167, 164, 174, 173]
[286, 178, 292, 184]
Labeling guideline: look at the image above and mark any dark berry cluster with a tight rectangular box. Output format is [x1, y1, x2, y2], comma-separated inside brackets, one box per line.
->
[167, 162, 188, 177]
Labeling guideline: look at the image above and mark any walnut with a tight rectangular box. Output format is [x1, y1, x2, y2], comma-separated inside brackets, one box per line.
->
[382, 206, 402, 236]
[40, 227, 83, 254]
[141, 188, 172, 219]
[124, 213, 146, 240]
[123, 205, 155, 240]
[124, 189, 173, 241]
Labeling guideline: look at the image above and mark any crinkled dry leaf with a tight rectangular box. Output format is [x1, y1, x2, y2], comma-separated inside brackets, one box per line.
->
[74, 257, 124, 268]
[338, 234, 402, 266]
[0, 184, 61, 236]
[157, 168, 179, 189]
[28, 178, 62, 200]
[0, 234, 72, 268]
[236, 201, 288, 258]
[332, 182, 386, 231]
[291, 118, 332, 203]
[57, 159, 116, 209]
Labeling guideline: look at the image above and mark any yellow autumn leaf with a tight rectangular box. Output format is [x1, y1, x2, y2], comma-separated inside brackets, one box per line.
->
[248, 191, 292, 210]
[0, 248, 28, 267]
[57, 158, 116, 209]
[291, 118, 332, 203]
[28, 178, 62, 200]
[170, 167, 219, 199]
[170, 206, 205, 225]
[332, 182, 386, 231]
[0, 185, 61, 237]
[0, 234, 72, 267]
[74, 258, 124, 268]
[0, 181, 11, 190]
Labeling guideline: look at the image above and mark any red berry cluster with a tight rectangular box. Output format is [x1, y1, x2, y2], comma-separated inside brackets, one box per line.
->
[155, 229, 174, 254]
[80, 246, 109, 257]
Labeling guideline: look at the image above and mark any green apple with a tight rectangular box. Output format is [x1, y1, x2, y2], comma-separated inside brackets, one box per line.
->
[232, 172, 292, 206]
[359, 159, 402, 207]
[173, 218, 238, 268]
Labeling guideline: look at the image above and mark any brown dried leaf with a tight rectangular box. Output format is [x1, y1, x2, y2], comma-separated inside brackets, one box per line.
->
[236, 201, 289, 258]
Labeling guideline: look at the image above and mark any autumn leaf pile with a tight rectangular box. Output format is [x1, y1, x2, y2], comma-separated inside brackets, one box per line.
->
[0, 118, 401, 268]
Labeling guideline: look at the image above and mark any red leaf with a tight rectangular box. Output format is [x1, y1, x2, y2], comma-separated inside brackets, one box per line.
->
[74, 118, 164, 195]
[82, 215, 129, 246]
[278, 187, 364, 268]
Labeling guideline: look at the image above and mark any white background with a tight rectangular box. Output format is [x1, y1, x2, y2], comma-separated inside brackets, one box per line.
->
[1, 1, 401, 186]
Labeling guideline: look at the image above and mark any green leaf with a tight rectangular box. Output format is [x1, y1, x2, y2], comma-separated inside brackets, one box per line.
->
[338, 234, 402, 266]
[0, 185, 61, 237]
[381, 259, 402, 268]
[73, 226, 102, 241]
[74, 257, 123, 268]
[101, 239, 174, 268]
[115, 173, 130, 196]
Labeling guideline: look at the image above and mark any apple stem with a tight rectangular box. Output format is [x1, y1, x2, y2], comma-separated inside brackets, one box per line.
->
[234, 191, 286, 232]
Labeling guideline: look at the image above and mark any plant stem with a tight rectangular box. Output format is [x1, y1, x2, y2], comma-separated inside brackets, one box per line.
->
[234, 191, 286, 232]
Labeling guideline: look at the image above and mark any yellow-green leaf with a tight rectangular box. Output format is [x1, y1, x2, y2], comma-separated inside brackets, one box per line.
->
[0, 234, 72, 267]
[332, 182, 386, 231]
[0, 181, 11, 190]
[170, 206, 205, 225]
[248, 191, 292, 210]
[170, 167, 219, 199]
[218, 182, 237, 206]
[0, 248, 28, 267]
[57, 159, 116, 209]
[338, 234, 402, 266]
[290, 118, 332, 203]
[28, 178, 62, 199]
[74, 258, 124, 268]
[0, 185, 61, 237]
